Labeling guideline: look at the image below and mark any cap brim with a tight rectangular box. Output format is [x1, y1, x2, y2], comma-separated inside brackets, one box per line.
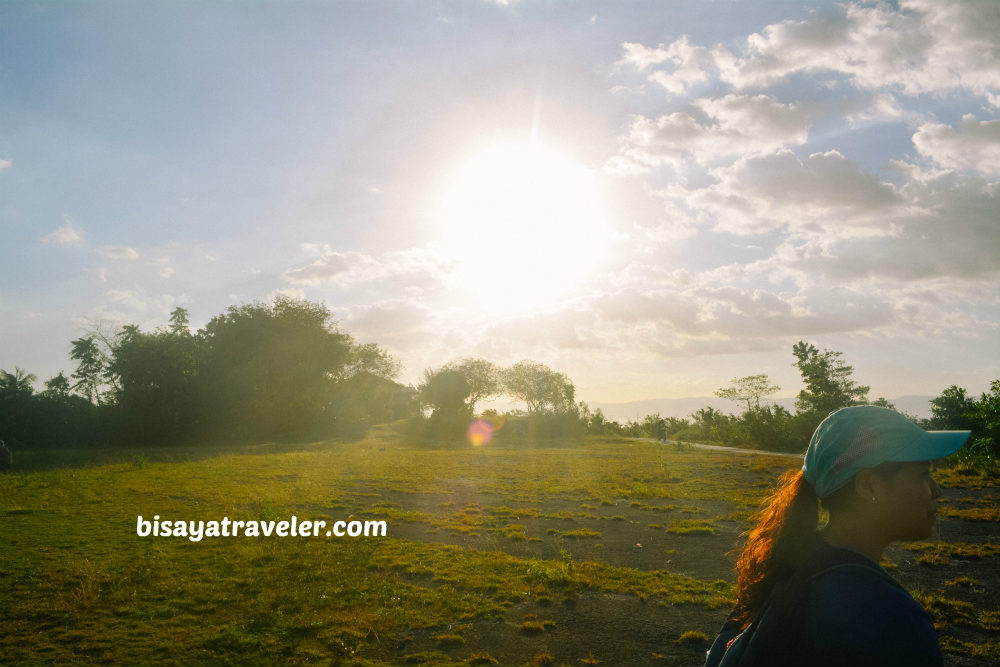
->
[887, 430, 971, 463]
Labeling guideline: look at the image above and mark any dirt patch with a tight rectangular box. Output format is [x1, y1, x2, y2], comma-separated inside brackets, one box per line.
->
[351, 478, 999, 666]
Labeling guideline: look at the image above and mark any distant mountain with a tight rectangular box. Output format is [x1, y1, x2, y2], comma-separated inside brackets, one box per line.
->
[585, 395, 934, 423]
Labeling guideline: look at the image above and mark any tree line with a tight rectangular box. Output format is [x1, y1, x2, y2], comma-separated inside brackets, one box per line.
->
[0, 297, 410, 449]
[1, 296, 996, 473]
[581, 343, 999, 472]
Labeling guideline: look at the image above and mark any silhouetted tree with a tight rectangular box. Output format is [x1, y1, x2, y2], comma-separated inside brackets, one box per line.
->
[70, 336, 106, 405]
[792, 341, 869, 417]
[198, 297, 354, 441]
[503, 361, 576, 415]
[715, 374, 781, 412]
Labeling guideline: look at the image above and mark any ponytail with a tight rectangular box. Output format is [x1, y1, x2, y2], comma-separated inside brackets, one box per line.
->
[734, 469, 819, 626]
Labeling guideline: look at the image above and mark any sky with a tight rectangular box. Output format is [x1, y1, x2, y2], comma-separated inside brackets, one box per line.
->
[1, 0, 998, 407]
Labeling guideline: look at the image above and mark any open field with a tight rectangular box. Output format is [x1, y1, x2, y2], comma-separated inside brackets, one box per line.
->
[3, 428, 999, 666]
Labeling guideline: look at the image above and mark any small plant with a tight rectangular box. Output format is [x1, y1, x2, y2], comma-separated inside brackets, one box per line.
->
[560, 528, 601, 539]
[131, 453, 146, 469]
[676, 630, 710, 647]
[432, 633, 465, 647]
[467, 654, 497, 665]
[946, 577, 980, 588]
[667, 519, 716, 535]
[580, 652, 600, 665]
[527, 653, 555, 666]
[519, 612, 556, 635]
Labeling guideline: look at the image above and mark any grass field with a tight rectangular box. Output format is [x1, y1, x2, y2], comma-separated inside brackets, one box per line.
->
[3, 427, 998, 666]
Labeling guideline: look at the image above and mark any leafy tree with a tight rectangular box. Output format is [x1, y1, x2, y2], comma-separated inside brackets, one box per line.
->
[714, 374, 781, 412]
[70, 336, 107, 405]
[928, 385, 977, 431]
[105, 324, 199, 443]
[503, 361, 576, 415]
[198, 297, 354, 441]
[168, 306, 192, 336]
[792, 341, 869, 417]
[0, 367, 36, 396]
[418, 367, 472, 418]
[449, 358, 501, 414]
[42, 372, 72, 399]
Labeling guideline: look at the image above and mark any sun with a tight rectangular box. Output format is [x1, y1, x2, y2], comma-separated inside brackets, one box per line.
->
[437, 143, 609, 314]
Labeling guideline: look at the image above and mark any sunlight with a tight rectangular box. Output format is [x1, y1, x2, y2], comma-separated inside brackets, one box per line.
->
[437, 144, 609, 313]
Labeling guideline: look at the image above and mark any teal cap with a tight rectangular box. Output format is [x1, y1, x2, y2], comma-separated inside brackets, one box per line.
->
[802, 405, 971, 498]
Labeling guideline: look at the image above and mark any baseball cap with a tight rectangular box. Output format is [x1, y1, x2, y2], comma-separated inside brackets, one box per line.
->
[802, 405, 971, 498]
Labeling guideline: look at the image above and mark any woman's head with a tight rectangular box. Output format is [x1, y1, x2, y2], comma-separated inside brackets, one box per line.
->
[802, 406, 969, 499]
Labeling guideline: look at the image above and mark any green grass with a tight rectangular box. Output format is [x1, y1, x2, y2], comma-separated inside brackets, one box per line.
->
[2, 429, 994, 665]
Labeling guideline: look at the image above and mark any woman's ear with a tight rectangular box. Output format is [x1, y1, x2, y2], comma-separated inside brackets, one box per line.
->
[853, 469, 880, 504]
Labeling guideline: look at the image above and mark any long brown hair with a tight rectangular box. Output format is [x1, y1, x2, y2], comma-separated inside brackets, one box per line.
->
[734, 469, 819, 626]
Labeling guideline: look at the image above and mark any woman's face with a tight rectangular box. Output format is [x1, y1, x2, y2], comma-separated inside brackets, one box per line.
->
[875, 461, 943, 542]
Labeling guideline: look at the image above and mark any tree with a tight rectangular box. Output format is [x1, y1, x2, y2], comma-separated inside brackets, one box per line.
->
[792, 341, 869, 417]
[168, 306, 191, 336]
[70, 336, 107, 405]
[0, 367, 36, 396]
[198, 297, 355, 441]
[446, 358, 501, 415]
[105, 324, 200, 443]
[42, 372, 72, 399]
[418, 367, 472, 418]
[715, 374, 781, 412]
[503, 361, 576, 415]
[928, 385, 977, 431]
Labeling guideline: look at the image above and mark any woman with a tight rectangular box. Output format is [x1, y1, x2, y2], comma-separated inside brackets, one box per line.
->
[705, 405, 970, 666]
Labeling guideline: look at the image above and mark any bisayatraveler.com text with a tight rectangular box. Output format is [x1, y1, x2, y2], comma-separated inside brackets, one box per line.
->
[137, 515, 387, 542]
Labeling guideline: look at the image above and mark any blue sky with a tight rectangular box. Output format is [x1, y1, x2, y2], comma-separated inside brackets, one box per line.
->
[2, 0, 998, 405]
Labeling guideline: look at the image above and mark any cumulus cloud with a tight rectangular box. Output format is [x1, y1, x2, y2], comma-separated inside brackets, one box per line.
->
[721, 1, 999, 102]
[41, 220, 84, 246]
[97, 246, 140, 260]
[613, 94, 812, 171]
[782, 170, 1000, 283]
[282, 245, 451, 289]
[622, 2, 1000, 114]
[912, 115, 1000, 177]
[619, 37, 719, 95]
[105, 288, 176, 315]
[336, 299, 439, 354]
[0, 159, 11, 171]
[675, 150, 902, 235]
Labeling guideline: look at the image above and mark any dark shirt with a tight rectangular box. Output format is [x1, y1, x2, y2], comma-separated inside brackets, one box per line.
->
[804, 558, 941, 666]
[706, 540, 942, 666]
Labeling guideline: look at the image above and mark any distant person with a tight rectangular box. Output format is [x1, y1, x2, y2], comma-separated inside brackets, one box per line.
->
[0, 439, 11, 473]
[705, 406, 970, 666]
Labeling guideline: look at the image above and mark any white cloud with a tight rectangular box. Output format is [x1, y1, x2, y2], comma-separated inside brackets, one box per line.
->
[97, 246, 140, 260]
[719, 1, 1000, 102]
[104, 288, 177, 316]
[41, 220, 84, 246]
[267, 287, 305, 301]
[282, 245, 451, 289]
[619, 37, 718, 95]
[678, 150, 902, 235]
[623, 2, 1000, 110]
[613, 94, 812, 170]
[0, 159, 11, 171]
[912, 115, 1000, 177]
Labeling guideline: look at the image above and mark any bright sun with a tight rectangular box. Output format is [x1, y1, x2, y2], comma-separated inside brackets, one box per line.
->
[437, 144, 609, 314]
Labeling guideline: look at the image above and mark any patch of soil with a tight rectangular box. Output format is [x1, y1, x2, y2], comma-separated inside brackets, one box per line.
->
[350, 477, 1000, 666]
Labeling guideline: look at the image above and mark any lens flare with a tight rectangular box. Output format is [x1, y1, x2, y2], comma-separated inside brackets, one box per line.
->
[467, 419, 494, 447]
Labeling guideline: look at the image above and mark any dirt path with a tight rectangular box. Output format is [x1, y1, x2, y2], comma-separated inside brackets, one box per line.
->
[638, 437, 804, 459]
